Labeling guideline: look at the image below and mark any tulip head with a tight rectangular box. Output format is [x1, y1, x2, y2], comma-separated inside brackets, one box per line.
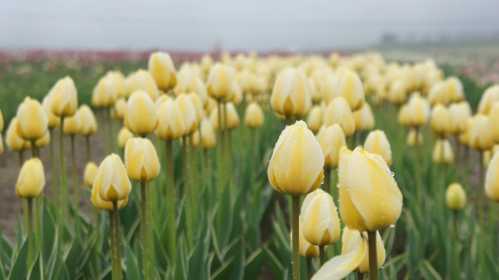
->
[307, 106, 323, 133]
[323, 97, 356, 136]
[42, 95, 60, 128]
[364, 130, 392, 165]
[407, 128, 423, 146]
[353, 103, 375, 132]
[93, 154, 132, 203]
[467, 115, 494, 151]
[317, 124, 346, 168]
[485, 152, 499, 202]
[341, 228, 386, 273]
[478, 85, 499, 114]
[92, 73, 119, 108]
[301, 189, 340, 246]
[432, 139, 454, 164]
[225, 102, 240, 129]
[446, 183, 466, 210]
[84, 162, 98, 188]
[6, 118, 29, 151]
[16, 158, 45, 198]
[148, 52, 177, 92]
[296, 217, 319, 257]
[16, 97, 48, 140]
[270, 68, 312, 119]
[337, 69, 365, 111]
[126, 90, 158, 136]
[125, 70, 159, 99]
[244, 102, 264, 128]
[267, 121, 324, 195]
[124, 137, 161, 182]
[113, 98, 127, 120]
[49, 76, 78, 117]
[63, 110, 81, 135]
[200, 118, 216, 149]
[430, 104, 451, 138]
[78, 105, 98, 136]
[155, 97, 186, 140]
[207, 63, 237, 102]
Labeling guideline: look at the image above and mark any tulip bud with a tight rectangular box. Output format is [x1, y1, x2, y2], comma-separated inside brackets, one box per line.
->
[124, 137, 161, 182]
[317, 124, 346, 168]
[126, 90, 158, 136]
[174, 66, 208, 103]
[449, 102, 471, 134]
[207, 63, 237, 102]
[485, 152, 499, 201]
[35, 131, 50, 148]
[49, 76, 78, 117]
[16, 97, 48, 141]
[406, 94, 430, 127]
[113, 98, 127, 120]
[93, 154, 132, 203]
[446, 183, 466, 210]
[323, 97, 356, 136]
[6, 118, 30, 151]
[364, 130, 392, 165]
[117, 127, 134, 148]
[200, 118, 216, 149]
[270, 68, 312, 119]
[432, 139, 454, 164]
[353, 103, 375, 132]
[42, 95, 60, 128]
[341, 228, 386, 273]
[337, 69, 365, 111]
[84, 162, 98, 188]
[156, 97, 186, 140]
[0, 109, 3, 132]
[267, 121, 324, 195]
[177, 94, 198, 134]
[296, 217, 319, 257]
[148, 52, 177, 92]
[63, 111, 81, 135]
[467, 115, 494, 151]
[244, 102, 264, 128]
[307, 106, 323, 133]
[225, 102, 240, 129]
[301, 189, 340, 246]
[92, 73, 119, 108]
[484, 150, 492, 167]
[431, 104, 451, 138]
[78, 105, 98, 136]
[407, 128, 423, 146]
[191, 130, 200, 148]
[338, 147, 402, 231]
[16, 158, 45, 198]
[125, 70, 159, 100]
[478, 85, 499, 114]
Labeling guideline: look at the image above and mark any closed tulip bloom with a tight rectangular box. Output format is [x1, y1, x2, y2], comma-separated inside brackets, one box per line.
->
[467, 115, 494, 151]
[117, 127, 134, 148]
[49, 76, 78, 117]
[207, 63, 237, 101]
[177, 94, 198, 134]
[485, 152, 499, 201]
[199, 118, 216, 149]
[337, 69, 365, 111]
[340, 228, 386, 273]
[297, 217, 320, 257]
[6, 118, 29, 151]
[323, 97, 356, 136]
[364, 130, 392, 165]
[432, 139, 454, 164]
[148, 52, 177, 92]
[317, 124, 346, 168]
[225, 102, 240, 129]
[446, 183, 466, 210]
[430, 104, 451, 137]
[16, 158, 45, 198]
[78, 105, 98, 136]
[125, 137, 161, 181]
[16, 97, 48, 140]
[301, 189, 340, 246]
[188, 93, 205, 124]
[42, 95, 60, 128]
[84, 162, 98, 188]
[125, 70, 159, 100]
[483, 150, 492, 167]
[478, 85, 499, 114]
[63, 111, 81, 135]
[267, 120, 324, 195]
[398, 104, 411, 127]
[338, 147, 402, 231]
[270, 68, 312, 118]
[488, 102, 499, 141]
[175, 66, 207, 103]
[406, 93, 430, 127]
[307, 106, 323, 133]
[244, 102, 264, 128]
[91, 178, 129, 210]
[94, 154, 132, 202]
[34, 131, 50, 148]
[407, 128, 423, 146]
[0, 109, 3, 132]
[113, 98, 127, 120]
[353, 103, 375, 132]
[92, 74, 119, 108]
[449, 102, 472, 134]
[156, 97, 186, 140]
[126, 90, 158, 136]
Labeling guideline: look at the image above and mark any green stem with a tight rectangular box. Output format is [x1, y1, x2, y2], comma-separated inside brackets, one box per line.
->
[30, 141, 39, 158]
[291, 195, 300, 280]
[71, 135, 79, 214]
[26, 198, 34, 266]
[110, 202, 122, 280]
[141, 180, 153, 279]
[164, 140, 177, 261]
[319, 245, 326, 266]
[367, 231, 378, 280]
[86, 135, 91, 163]
[183, 136, 193, 246]
[324, 167, 331, 194]
[106, 108, 113, 154]
[59, 118, 67, 225]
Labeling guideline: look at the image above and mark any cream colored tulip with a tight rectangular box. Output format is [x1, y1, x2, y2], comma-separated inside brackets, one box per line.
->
[42, 95, 60, 128]
[297, 217, 319, 257]
[92, 73, 119, 108]
[485, 152, 499, 201]
[407, 128, 423, 146]
[6, 118, 29, 151]
[94, 154, 132, 202]
[340, 228, 386, 273]
[353, 103, 375, 132]
[16, 97, 48, 141]
[126, 90, 158, 136]
[478, 85, 499, 114]
[317, 124, 346, 168]
[430, 104, 451, 137]
[125, 70, 159, 100]
[148, 52, 177, 92]
[338, 147, 402, 231]
[337, 69, 365, 111]
[175, 66, 207, 103]
[307, 106, 323, 133]
[364, 130, 392, 165]
[63, 111, 81, 135]
[35, 131, 50, 148]
[301, 189, 340, 246]
[177, 94, 198, 134]
[449, 102, 471, 134]
[406, 93, 430, 127]
[16, 158, 45, 198]
[323, 97, 356, 136]
[467, 115, 494, 151]
[270, 68, 312, 119]
[117, 127, 134, 148]
[207, 63, 237, 101]
[49, 76, 78, 117]
[78, 105, 98, 136]
[432, 139, 454, 164]
[398, 104, 411, 127]
[113, 98, 127, 120]
[84, 162, 98, 188]
[200, 118, 216, 149]
[225, 102, 240, 129]
[156, 97, 185, 140]
[244, 102, 264, 128]
[267, 120, 324, 195]
[446, 183, 466, 210]
[125, 137, 161, 182]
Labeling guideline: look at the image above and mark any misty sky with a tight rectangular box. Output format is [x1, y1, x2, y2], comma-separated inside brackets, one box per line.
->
[1, 0, 499, 51]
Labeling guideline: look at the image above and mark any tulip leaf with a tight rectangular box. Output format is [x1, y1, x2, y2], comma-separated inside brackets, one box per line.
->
[7, 238, 29, 280]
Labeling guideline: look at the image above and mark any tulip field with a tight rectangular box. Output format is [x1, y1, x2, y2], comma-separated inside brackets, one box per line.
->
[1, 51, 499, 280]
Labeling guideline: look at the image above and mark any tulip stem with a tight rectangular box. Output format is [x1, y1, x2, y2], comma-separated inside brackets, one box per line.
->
[319, 245, 326, 266]
[367, 231, 378, 280]
[26, 198, 34, 266]
[71, 135, 80, 215]
[30, 141, 39, 158]
[110, 202, 122, 280]
[291, 195, 300, 280]
[106, 108, 113, 154]
[140, 180, 153, 279]
[164, 140, 177, 261]
[86, 135, 91, 163]
[59, 118, 68, 227]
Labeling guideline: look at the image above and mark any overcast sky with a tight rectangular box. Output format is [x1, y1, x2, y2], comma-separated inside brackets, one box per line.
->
[1, 0, 498, 51]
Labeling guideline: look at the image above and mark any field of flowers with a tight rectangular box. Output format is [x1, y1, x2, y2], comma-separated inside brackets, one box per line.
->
[0, 50, 498, 280]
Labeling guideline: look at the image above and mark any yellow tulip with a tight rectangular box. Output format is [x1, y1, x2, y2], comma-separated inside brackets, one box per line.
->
[126, 90, 158, 136]
[432, 139, 454, 164]
[34, 131, 50, 148]
[0, 109, 3, 132]
[16, 97, 48, 140]
[200, 118, 216, 149]
[477, 85, 499, 114]
[83, 162, 98, 188]
[430, 104, 451, 137]
[485, 152, 499, 201]
[42, 95, 60, 128]
[484, 150, 492, 167]
[340, 228, 386, 273]
[191, 130, 200, 148]
[48, 76, 78, 117]
[244, 102, 264, 128]
[6, 118, 29, 151]
[117, 127, 134, 149]
[78, 105, 98, 136]
[398, 104, 411, 127]
[225, 102, 240, 129]
[207, 63, 237, 102]
[125, 70, 159, 100]
[91, 178, 129, 210]
[338, 147, 402, 231]
[353, 103, 375, 132]
[267, 120, 324, 195]
[296, 217, 319, 257]
[155, 97, 186, 140]
[446, 183, 466, 210]
[92, 73, 119, 108]
[323, 97, 356, 136]
[406, 93, 430, 127]
[337, 69, 365, 111]
[108, 71, 127, 98]
[407, 128, 423, 146]
[310, 68, 338, 104]
[364, 130, 392, 165]
[307, 106, 323, 133]
[0, 135, 3, 155]
[113, 98, 127, 120]
[270, 67, 312, 119]
[467, 115, 494, 151]
[317, 124, 346, 168]
[174, 65, 207, 103]
[148, 52, 177, 92]
[63, 110, 81, 135]
[301, 189, 340, 246]
[449, 101, 471, 134]
[188, 93, 205, 125]
[124, 137, 161, 182]
[94, 154, 132, 202]
[16, 158, 45, 198]
[176, 94, 198, 134]
[488, 102, 499, 141]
